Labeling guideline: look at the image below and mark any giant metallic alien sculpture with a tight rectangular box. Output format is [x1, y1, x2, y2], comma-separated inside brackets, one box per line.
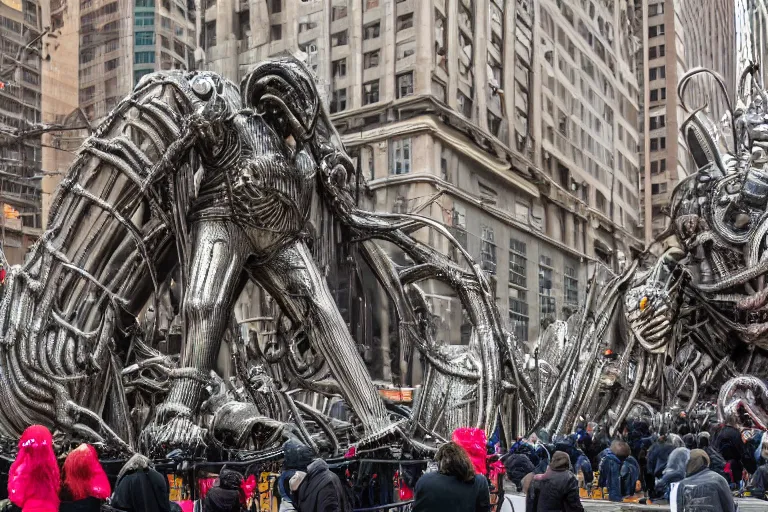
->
[533, 63, 768, 435]
[0, 58, 533, 455]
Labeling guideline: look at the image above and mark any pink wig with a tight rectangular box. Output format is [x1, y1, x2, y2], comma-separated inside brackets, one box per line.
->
[452, 427, 488, 475]
[62, 444, 111, 501]
[8, 425, 60, 510]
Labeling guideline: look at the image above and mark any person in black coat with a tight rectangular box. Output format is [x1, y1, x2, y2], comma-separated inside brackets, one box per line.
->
[110, 454, 171, 512]
[203, 469, 245, 512]
[712, 423, 745, 487]
[503, 454, 535, 491]
[413, 442, 490, 512]
[525, 451, 583, 512]
[291, 458, 351, 512]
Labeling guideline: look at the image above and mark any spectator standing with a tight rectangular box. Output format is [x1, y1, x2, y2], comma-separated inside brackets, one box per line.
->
[525, 451, 583, 512]
[276, 439, 313, 512]
[412, 442, 490, 512]
[60, 444, 111, 512]
[111, 453, 171, 512]
[202, 469, 245, 512]
[7, 425, 60, 512]
[290, 456, 351, 512]
[712, 421, 745, 487]
[675, 449, 735, 512]
[653, 447, 689, 501]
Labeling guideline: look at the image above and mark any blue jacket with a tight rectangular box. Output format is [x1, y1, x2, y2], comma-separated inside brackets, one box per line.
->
[598, 449, 639, 502]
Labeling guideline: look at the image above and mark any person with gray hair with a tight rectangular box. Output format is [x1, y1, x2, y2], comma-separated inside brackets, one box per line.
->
[110, 454, 171, 512]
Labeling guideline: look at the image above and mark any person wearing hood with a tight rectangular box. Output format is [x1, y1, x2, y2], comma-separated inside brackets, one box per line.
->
[202, 469, 245, 512]
[60, 444, 111, 512]
[598, 440, 638, 502]
[276, 439, 314, 512]
[653, 447, 689, 501]
[413, 442, 489, 512]
[645, 434, 677, 491]
[502, 453, 534, 492]
[712, 421, 745, 487]
[553, 436, 592, 489]
[8, 425, 60, 512]
[525, 451, 583, 512]
[675, 449, 734, 512]
[290, 454, 351, 512]
[111, 453, 171, 512]
[748, 435, 768, 499]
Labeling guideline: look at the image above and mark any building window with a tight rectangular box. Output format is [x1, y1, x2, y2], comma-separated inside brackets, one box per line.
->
[650, 89, 658, 101]
[104, 58, 119, 72]
[390, 138, 411, 175]
[397, 72, 413, 99]
[270, 24, 282, 41]
[365, 0, 378, 9]
[135, 31, 154, 45]
[652, 182, 668, 195]
[332, 58, 347, 78]
[509, 238, 527, 288]
[539, 255, 555, 320]
[488, 110, 502, 136]
[509, 288, 529, 343]
[397, 12, 413, 31]
[457, 91, 472, 118]
[364, 50, 380, 69]
[649, 66, 665, 80]
[648, 2, 664, 15]
[135, 11, 154, 25]
[331, 5, 347, 20]
[564, 265, 578, 309]
[271, 0, 281, 13]
[648, 24, 664, 37]
[396, 41, 415, 60]
[363, 79, 379, 105]
[481, 226, 497, 274]
[332, 30, 348, 46]
[330, 88, 346, 113]
[363, 22, 380, 40]
[650, 137, 666, 151]
[134, 51, 155, 64]
[649, 115, 665, 130]
[450, 204, 468, 250]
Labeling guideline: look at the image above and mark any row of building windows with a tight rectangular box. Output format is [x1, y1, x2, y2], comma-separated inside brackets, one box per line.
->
[329, 72, 414, 113]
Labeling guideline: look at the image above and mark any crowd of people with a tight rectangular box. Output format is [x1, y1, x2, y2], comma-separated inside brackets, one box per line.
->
[7, 416, 768, 512]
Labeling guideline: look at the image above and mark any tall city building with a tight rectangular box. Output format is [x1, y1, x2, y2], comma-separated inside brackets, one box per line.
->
[636, 0, 735, 242]
[736, 0, 767, 78]
[38, 0, 199, 224]
[0, 0, 45, 263]
[200, 0, 644, 383]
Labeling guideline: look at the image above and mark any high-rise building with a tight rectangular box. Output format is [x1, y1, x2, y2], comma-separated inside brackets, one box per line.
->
[736, 0, 767, 77]
[0, 0, 45, 263]
[38, 0, 199, 225]
[201, 0, 644, 376]
[636, 0, 735, 242]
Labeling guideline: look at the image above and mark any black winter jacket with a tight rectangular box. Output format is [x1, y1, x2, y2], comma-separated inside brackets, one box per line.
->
[111, 467, 172, 512]
[413, 472, 490, 512]
[526, 468, 584, 512]
[296, 459, 351, 512]
[60, 498, 103, 512]
[504, 454, 535, 491]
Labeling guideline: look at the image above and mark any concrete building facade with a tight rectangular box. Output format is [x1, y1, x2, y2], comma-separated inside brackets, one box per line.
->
[0, 0, 45, 263]
[635, 0, 735, 242]
[202, 0, 644, 364]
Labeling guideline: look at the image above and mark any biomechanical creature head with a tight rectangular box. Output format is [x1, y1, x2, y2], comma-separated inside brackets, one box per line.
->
[624, 249, 685, 354]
